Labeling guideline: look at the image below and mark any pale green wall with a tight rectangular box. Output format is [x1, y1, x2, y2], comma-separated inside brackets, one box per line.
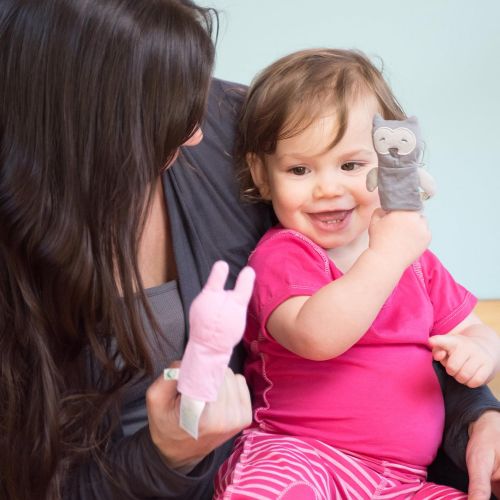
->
[200, 0, 500, 298]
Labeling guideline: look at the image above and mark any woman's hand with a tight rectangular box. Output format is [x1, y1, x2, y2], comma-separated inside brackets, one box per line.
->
[467, 410, 500, 499]
[146, 363, 252, 473]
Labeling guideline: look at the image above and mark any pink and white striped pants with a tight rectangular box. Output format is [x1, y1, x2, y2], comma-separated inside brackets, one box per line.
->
[214, 430, 467, 500]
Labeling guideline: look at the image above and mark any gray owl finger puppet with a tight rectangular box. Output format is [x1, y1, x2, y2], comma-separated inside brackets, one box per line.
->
[366, 115, 436, 211]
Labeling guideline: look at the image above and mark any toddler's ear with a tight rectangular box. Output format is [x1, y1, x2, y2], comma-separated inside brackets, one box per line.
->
[247, 153, 271, 200]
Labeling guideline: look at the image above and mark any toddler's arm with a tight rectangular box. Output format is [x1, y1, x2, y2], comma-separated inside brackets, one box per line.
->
[267, 209, 431, 360]
[429, 312, 500, 388]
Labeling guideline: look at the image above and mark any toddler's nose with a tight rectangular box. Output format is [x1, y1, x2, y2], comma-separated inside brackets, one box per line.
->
[313, 176, 344, 199]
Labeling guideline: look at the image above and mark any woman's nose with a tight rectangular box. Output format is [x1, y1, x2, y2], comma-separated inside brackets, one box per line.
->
[183, 127, 203, 147]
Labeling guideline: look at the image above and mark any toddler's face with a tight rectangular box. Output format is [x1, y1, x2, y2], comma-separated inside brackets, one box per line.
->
[254, 94, 381, 253]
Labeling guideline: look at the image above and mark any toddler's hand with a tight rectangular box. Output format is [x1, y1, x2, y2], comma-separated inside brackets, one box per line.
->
[368, 209, 431, 269]
[429, 334, 497, 388]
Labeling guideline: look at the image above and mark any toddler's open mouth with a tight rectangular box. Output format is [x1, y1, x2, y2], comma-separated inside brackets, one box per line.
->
[310, 209, 353, 225]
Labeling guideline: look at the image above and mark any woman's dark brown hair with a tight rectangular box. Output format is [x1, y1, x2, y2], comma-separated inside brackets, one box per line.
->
[238, 48, 406, 201]
[0, 0, 215, 498]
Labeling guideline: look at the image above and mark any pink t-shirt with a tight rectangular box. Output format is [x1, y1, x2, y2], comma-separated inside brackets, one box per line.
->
[244, 227, 477, 468]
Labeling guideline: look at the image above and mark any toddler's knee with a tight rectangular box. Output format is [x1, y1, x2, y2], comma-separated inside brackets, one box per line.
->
[278, 481, 322, 500]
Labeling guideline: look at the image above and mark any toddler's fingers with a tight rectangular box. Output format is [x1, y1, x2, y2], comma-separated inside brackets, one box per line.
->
[454, 357, 482, 386]
[370, 208, 386, 222]
[467, 364, 494, 388]
[232, 266, 255, 305]
[204, 261, 230, 292]
[428, 334, 460, 353]
[444, 349, 470, 377]
[431, 348, 448, 362]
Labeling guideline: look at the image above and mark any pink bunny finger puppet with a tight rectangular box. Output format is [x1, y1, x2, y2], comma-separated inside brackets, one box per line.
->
[177, 260, 255, 403]
[366, 115, 436, 211]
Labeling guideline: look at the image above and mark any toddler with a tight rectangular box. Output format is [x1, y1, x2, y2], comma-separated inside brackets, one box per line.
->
[214, 49, 500, 499]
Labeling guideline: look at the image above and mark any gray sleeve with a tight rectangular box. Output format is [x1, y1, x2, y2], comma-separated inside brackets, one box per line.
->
[434, 361, 500, 471]
[63, 426, 225, 499]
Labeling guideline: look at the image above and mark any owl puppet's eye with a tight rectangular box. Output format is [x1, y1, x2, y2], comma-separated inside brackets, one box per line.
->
[373, 127, 393, 154]
[393, 128, 416, 155]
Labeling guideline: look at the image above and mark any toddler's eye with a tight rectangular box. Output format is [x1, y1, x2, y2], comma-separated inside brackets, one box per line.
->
[289, 166, 308, 176]
[341, 162, 361, 172]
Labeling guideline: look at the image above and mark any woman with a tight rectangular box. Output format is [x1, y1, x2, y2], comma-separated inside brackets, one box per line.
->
[0, 0, 498, 499]
[0, 1, 250, 498]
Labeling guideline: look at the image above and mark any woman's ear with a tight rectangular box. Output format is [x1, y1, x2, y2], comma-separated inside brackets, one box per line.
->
[247, 153, 271, 200]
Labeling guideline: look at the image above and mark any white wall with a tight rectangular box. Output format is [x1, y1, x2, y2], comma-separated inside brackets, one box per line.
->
[201, 0, 500, 298]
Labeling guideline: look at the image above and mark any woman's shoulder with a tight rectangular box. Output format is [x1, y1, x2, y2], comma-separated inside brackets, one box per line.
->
[206, 78, 247, 122]
[210, 77, 247, 102]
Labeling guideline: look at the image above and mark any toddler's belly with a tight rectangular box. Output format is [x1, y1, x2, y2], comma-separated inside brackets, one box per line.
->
[250, 343, 444, 468]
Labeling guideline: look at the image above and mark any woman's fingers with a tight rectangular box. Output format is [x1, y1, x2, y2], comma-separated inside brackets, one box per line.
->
[147, 366, 251, 472]
[201, 368, 252, 434]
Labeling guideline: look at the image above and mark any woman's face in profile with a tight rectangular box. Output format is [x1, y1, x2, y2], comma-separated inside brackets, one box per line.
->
[165, 127, 204, 170]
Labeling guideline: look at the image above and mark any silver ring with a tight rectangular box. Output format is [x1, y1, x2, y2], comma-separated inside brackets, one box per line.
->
[163, 368, 180, 380]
